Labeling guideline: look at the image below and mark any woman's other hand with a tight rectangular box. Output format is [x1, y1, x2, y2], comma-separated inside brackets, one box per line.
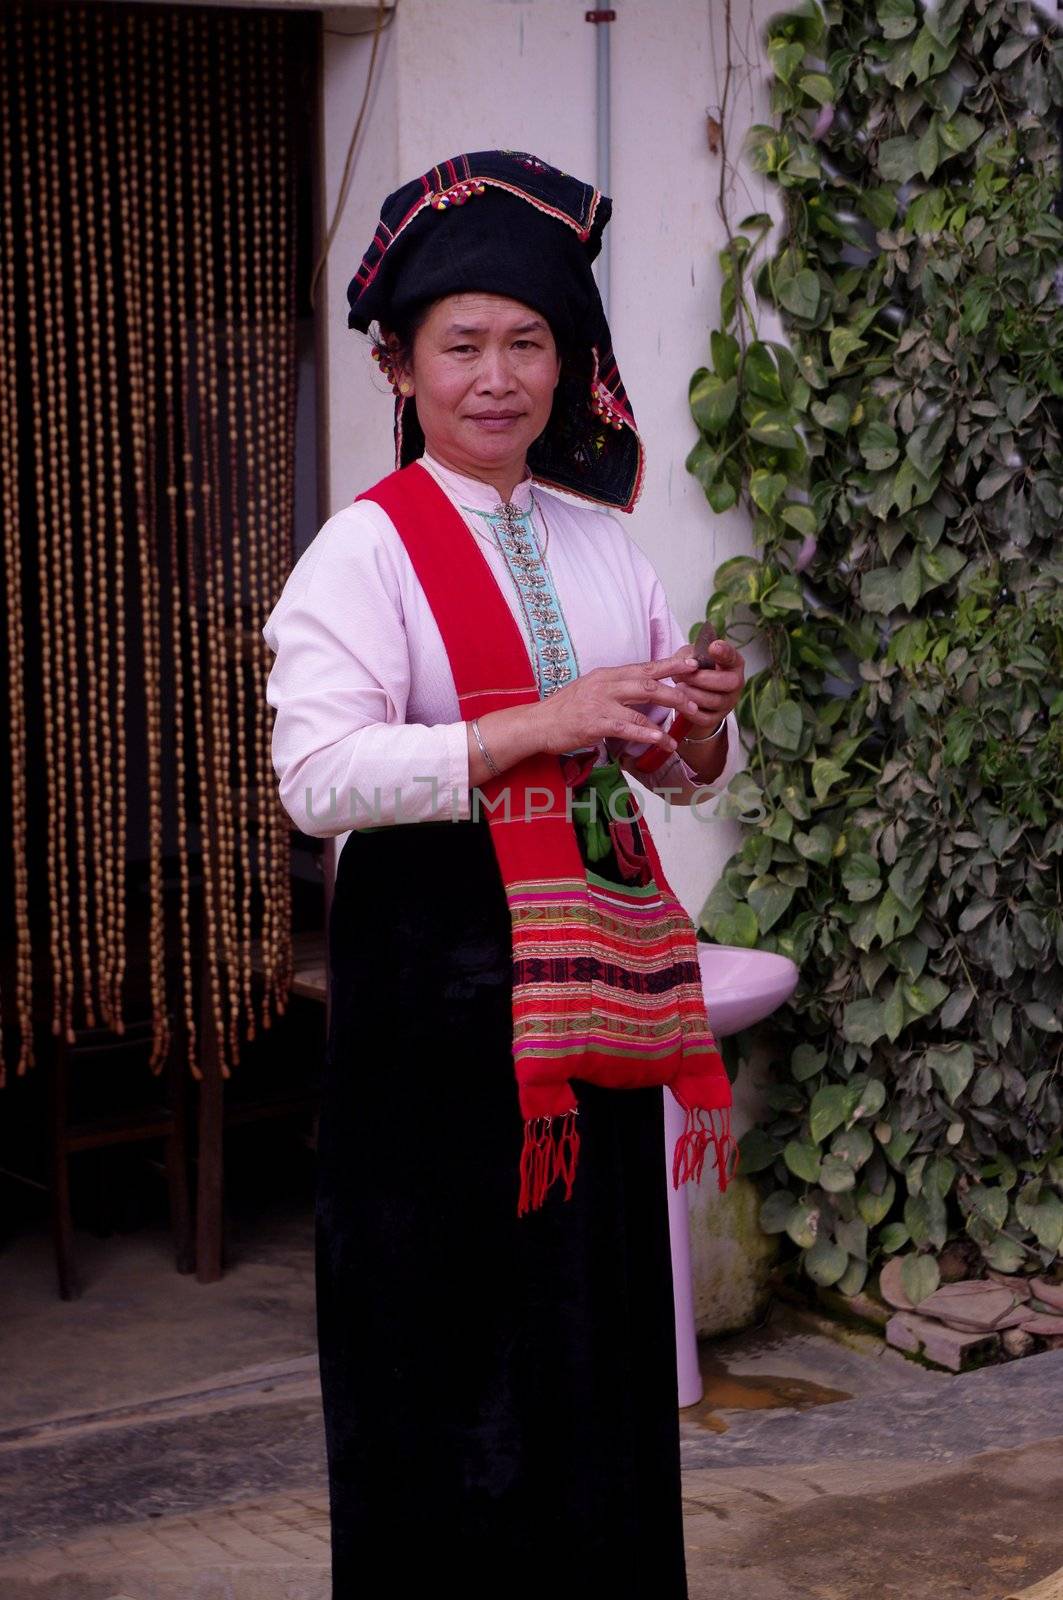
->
[670, 638, 745, 733]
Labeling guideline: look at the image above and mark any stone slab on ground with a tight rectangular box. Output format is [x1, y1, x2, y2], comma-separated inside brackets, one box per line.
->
[681, 1347, 1063, 1471]
[886, 1309, 1001, 1370]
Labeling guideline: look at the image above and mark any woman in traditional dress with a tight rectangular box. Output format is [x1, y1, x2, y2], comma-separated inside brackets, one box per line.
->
[263, 151, 746, 1600]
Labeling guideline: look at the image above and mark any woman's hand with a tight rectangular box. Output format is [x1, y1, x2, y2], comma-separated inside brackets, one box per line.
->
[671, 638, 745, 735]
[528, 655, 705, 758]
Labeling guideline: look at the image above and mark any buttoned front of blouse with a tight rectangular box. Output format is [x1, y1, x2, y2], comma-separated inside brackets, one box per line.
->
[262, 451, 742, 838]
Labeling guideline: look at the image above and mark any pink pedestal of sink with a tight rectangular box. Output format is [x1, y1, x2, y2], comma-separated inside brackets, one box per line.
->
[667, 944, 799, 1408]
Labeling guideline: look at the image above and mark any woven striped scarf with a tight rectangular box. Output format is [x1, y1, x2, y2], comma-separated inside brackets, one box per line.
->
[359, 463, 736, 1216]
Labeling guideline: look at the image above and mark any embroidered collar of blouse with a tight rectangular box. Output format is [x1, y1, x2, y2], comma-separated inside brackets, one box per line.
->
[419, 449, 536, 516]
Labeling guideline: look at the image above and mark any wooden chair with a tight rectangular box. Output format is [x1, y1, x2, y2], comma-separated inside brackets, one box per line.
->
[193, 854, 331, 1285]
[48, 1011, 194, 1300]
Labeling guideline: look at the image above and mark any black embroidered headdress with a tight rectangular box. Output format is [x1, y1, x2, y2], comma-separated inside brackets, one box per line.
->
[346, 150, 645, 512]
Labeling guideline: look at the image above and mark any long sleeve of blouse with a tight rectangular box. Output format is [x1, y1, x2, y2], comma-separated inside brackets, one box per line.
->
[261, 456, 741, 838]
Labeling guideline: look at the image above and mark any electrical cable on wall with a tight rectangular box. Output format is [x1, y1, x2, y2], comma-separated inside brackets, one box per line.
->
[310, 0, 398, 312]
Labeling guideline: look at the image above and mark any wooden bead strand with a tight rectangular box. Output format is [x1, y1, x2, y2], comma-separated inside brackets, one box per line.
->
[75, 5, 119, 1043]
[62, 9, 104, 1037]
[182, 13, 232, 1080]
[0, 7, 34, 1079]
[45, 10, 96, 1039]
[194, 11, 243, 1072]
[124, 9, 170, 1068]
[252, 15, 293, 1020]
[155, 13, 200, 1082]
[228, 12, 273, 1034]
[216, 16, 260, 1047]
[275, 12, 298, 1018]
[18, 8, 68, 1046]
[93, 7, 128, 1035]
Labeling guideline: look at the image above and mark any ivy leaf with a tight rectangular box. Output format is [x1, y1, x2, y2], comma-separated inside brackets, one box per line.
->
[859, 421, 900, 470]
[810, 757, 847, 801]
[799, 72, 835, 106]
[739, 1127, 780, 1176]
[786, 1198, 820, 1249]
[749, 470, 787, 514]
[917, 117, 941, 181]
[833, 1126, 874, 1169]
[920, 544, 966, 588]
[784, 1139, 826, 1190]
[841, 851, 881, 901]
[902, 976, 948, 1018]
[910, 26, 956, 84]
[878, 135, 922, 183]
[748, 875, 797, 933]
[811, 393, 851, 432]
[707, 477, 738, 514]
[760, 1190, 796, 1233]
[710, 899, 759, 948]
[828, 325, 867, 370]
[842, 998, 888, 1046]
[810, 1083, 861, 1141]
[820, 1154, 858, 1192]
[901, 1252, 940, 1306]
[993, 36, 1030, 70]
[860, 568, 903, 614]
[805, 1237, 850, 1286]
[743, 341, 785, 403]
[795, 824, 835, 866]
[852, 1077, 887, 1120]
[976, 466, 1014, 501]
[710, 329, 740, 381]
[966, 1185, 1009, 1232]
[938, 113, 982, 154]
[1028, 1194, 1063, 1253]
[858, 1173, 896, 1227]
[746, 408, 800, 449]
[924, 1043, 975, 1103]
[876, 0, 917, 39]
[781, 502, 817, 535]
[838, 1258, 869, 1296]
[768, 37, 805, 85]
[778, 267, 823, 319]
[879, 1222, 910, 1253]
[690, 370, 738, 434]
[1024, 1002, 1062, 1034]
[760, 698, 803, 751]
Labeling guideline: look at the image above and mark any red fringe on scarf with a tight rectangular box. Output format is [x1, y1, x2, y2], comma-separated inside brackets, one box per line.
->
[517, 1101, 739, 1217]
[672, 1101, 739, 1193]
[518, 1111, 581, 1216]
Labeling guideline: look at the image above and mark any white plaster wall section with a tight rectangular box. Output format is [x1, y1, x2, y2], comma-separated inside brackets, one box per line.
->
[394, 0, 597, 182]
[321, 17, 401, 513]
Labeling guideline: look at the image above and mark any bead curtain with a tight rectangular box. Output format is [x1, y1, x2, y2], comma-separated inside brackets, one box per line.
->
[0, 2, 305, 1086]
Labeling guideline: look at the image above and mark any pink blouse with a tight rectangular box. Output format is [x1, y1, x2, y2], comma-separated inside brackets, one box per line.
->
[262, 452, 741, 837]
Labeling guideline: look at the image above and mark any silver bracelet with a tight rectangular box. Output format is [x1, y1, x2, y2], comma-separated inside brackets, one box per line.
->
[470, 717, 501, 777]
[680, 718, 726, 746]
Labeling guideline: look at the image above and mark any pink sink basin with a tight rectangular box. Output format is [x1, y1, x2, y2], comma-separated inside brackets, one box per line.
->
[668, 943, 799, 1407]
[695, 943, 799, 1037]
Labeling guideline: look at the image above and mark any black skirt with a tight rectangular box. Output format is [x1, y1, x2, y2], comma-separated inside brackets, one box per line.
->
[315, 814, 688, 1599]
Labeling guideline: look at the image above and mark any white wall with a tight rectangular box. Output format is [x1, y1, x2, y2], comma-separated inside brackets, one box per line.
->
[320, 0, 783, 924]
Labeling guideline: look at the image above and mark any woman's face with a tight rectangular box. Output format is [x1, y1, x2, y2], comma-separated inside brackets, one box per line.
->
[396, 292, 562, 487]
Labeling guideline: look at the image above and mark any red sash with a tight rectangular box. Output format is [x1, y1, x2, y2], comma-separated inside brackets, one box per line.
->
[359, 463, 736, 1214]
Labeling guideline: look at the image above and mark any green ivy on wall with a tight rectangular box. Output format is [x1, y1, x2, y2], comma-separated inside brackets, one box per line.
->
[692, 0, 1063, 1304]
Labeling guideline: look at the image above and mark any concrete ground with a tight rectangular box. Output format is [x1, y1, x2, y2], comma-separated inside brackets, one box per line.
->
[2, 1202, 1063, 1600]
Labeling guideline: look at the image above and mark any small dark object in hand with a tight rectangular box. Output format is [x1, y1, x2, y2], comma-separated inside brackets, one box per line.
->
[692, 619, 718, 671]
